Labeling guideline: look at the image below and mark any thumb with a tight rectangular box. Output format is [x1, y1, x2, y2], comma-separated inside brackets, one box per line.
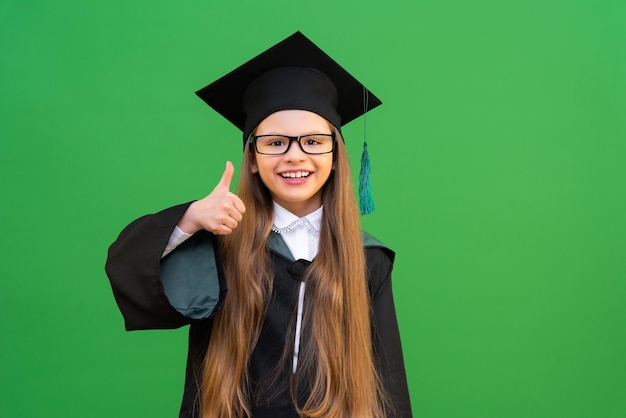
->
[217, 161, 235, 190]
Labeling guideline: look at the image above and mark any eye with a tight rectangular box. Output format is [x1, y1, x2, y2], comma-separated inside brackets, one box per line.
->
[259, 136, 288, 147]
[303, 135, 330, 146]
[303, 138, 322, 146]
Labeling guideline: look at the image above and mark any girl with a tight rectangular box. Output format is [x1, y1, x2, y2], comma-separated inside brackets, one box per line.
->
[106, 32, 411, 418]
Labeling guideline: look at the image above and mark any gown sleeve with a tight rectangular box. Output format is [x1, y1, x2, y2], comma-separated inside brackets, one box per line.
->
[105, 202, 226, 331]
[366, 246, 413, 418]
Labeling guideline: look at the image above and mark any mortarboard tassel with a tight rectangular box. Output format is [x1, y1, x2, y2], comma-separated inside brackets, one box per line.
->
[359, 86, 375, 215]
[359, 141, 375, 215]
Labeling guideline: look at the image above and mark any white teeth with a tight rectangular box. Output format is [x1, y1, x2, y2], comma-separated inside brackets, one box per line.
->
[281, 171, 310, 178]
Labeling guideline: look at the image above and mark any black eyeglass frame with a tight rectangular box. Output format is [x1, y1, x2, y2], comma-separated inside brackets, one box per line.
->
[249, 133, 336, 155]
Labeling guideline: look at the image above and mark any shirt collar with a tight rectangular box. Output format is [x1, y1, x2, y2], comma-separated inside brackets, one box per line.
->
[273, 201, 323, 232]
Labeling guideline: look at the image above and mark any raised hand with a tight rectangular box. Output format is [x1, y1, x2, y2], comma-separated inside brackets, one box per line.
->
[177, 161, 246, 235]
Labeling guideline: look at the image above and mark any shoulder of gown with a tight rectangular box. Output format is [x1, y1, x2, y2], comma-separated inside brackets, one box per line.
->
[362, 231, 396, 298]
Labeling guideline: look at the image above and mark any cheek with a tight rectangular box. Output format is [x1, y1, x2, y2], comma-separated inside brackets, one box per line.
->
[322, 155, 335, 173]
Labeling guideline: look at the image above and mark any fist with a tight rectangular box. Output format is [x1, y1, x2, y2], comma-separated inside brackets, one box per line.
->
[178, 161, 246, 235]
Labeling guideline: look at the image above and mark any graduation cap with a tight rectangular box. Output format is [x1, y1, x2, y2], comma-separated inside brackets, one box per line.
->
[195, 31, 380, 214]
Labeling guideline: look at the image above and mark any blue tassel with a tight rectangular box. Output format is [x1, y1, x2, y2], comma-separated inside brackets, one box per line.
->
[359, 141, 375, 215]
[359, 86, 375, 215]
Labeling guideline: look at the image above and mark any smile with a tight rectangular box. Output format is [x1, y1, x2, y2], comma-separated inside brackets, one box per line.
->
[280, 171, 310, 179]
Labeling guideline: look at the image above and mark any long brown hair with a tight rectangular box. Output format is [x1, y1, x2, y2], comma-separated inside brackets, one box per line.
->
[201, 130, 387, 417]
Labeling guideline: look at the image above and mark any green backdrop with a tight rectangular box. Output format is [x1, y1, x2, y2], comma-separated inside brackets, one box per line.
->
[2, 0, 625, 417]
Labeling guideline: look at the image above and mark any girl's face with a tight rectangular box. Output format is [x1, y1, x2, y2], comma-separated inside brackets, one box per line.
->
[250, 110, 335, 217]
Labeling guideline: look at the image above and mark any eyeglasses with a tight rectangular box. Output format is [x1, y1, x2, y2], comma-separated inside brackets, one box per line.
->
[249, 133, 336, 155]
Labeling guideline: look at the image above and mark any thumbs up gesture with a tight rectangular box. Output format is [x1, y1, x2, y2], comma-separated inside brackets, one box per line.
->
[177, 161, 246, 235]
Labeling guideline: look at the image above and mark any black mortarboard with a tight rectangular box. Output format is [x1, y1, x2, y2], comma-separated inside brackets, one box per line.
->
[195, 31, 381, 142]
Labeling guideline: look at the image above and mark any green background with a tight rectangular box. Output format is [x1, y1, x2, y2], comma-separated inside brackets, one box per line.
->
[2, 0, 625, 417]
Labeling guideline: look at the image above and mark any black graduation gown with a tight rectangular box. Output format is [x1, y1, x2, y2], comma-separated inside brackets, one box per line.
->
[105, 202, 412, 417]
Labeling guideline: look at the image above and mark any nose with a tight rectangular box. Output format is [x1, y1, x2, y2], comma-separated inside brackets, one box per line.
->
[283, 138, 307, 161]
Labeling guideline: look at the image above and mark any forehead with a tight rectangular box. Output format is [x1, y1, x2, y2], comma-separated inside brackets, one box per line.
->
[255, 110, 333, 135]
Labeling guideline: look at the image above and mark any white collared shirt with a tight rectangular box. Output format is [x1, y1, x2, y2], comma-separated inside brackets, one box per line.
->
[271, 202, 322, 261]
